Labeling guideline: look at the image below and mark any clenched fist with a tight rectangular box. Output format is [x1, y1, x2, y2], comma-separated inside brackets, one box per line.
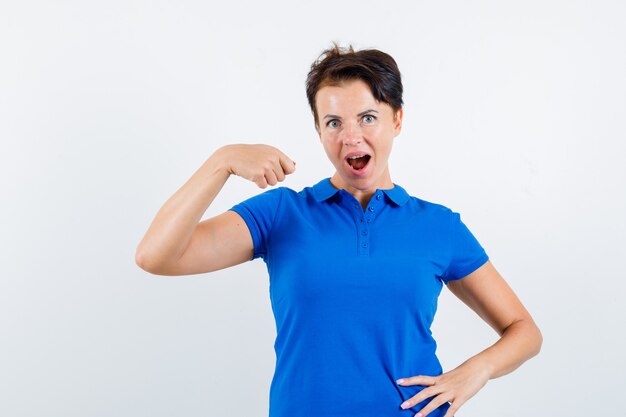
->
[216, 144, 296, 188]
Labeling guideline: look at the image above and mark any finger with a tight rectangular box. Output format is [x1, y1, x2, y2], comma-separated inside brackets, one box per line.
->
[254, 174, 268, 189]
[264, 168, 279, 186]
[397, 375, 437, 387]
[415, 395, 452, 417]
[441, 402, 461, 417]
[272, 159, 286, 182]
[279, 154, 297, 175]
[400, 386, 440, 410]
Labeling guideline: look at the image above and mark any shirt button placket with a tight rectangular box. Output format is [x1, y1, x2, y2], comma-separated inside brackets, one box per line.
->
[359, 230, 369, 256]
[355, 203, 369, 256]
[359, 192, 384, 256]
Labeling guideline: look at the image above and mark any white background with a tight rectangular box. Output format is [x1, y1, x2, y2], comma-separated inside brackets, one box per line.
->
[1, 1, 625, 416]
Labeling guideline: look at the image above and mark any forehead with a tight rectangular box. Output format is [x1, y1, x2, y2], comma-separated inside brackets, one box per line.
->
[315, 79, 380, 112]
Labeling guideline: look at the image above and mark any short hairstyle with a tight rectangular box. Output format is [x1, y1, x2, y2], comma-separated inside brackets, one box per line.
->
[305, 42, 404, 130]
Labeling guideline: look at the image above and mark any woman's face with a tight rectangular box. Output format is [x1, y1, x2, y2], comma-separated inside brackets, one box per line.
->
[315, 78, 403, 194]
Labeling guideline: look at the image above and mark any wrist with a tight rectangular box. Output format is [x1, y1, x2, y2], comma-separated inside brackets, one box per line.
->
[209, 145, 234, 175]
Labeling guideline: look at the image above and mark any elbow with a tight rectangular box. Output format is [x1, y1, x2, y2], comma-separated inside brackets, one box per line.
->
[533, 325, 544, 357]
[135, 249, 163, 275]
[504, 318, 544, 358]
[135, 249, 184, 276]
[522, 319, 543, 358]
[135, 249, 153, 272]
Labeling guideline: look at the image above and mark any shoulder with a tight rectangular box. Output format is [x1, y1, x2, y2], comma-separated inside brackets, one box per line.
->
[269, 182, 326, 204]
[256, 184, 310, 202]
[235, 184, 316, 212]
[409, 195, 452, 213]
[400, 186, 456, 219]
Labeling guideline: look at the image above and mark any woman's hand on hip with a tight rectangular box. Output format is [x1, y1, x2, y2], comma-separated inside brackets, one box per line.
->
[215, 144, 296, 188]
[395, 358, 490, 417]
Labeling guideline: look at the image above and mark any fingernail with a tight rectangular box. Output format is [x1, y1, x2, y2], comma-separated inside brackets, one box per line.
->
[400, 401, 410, 409]
[396, 378, 405, 384]
[415, 413, 423, 417]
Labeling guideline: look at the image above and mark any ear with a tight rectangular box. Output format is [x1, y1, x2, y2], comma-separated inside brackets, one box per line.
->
[393, 108, 403, 135]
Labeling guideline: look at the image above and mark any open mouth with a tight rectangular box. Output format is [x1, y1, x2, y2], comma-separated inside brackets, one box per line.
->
[346, 154, 371, 171]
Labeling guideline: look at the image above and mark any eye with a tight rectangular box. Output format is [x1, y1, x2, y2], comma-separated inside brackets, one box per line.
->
[326, 119, 340, 128]
[362, 114, 376, 123]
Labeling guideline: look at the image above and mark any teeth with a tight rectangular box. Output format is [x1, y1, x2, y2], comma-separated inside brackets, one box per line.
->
[348, 155, 366, 159]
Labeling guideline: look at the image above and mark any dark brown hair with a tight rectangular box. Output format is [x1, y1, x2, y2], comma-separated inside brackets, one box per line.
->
[305, 42, 404, 130]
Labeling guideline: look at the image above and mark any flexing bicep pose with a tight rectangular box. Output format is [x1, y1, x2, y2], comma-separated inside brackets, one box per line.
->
[136, 44, 542, 417]
[135, 144, 295, 275]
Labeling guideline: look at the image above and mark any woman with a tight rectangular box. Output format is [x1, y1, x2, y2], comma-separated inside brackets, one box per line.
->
[136, 44, 543, 417]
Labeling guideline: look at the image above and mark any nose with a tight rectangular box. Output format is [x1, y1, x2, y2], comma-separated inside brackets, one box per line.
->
[340, 122, 362, 145]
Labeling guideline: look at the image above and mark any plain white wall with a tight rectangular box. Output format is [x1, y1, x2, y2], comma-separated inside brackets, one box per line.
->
[1, 0, 624, 416]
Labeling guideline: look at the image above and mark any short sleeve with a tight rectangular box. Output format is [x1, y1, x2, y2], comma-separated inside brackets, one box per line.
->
[440, 211, 489, 284]
[228, 187, 284, 261]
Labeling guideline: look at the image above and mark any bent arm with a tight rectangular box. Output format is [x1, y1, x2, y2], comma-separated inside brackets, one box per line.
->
[446, 261, 543, 379]
[135, 146, 249, 275]
[135, 143, 296, 276]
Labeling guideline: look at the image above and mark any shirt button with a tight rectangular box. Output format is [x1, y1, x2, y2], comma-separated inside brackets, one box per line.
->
[366, 218, 371, 223]
[360, 218, 364, 222]
[361, 230, 368, 236]
[368, 207, 375, 212]
[362, 242, 368, 248]
[376, 194, 382, 200]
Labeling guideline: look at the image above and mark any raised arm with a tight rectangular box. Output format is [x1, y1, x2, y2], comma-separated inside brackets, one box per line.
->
[135, 144, 296, 276]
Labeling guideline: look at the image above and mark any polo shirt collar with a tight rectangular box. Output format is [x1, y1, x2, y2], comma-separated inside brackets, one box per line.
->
[382, 183, 410, 206]
[312, 178, 410, 206]
[311, 178, 341, 202]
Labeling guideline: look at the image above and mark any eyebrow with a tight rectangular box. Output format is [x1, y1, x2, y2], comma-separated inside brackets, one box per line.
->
[323, 109, 379, 119]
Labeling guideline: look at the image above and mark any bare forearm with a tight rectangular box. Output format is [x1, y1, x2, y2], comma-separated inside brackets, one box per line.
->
[463, 319, 543, 380]
[135, 147, 231, 269]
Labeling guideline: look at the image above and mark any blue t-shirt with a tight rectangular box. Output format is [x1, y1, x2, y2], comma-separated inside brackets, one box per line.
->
[229, 177, 489, 417]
